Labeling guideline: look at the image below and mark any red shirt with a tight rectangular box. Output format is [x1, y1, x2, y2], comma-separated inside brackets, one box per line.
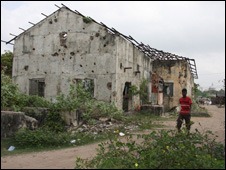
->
[179, 96, 192, 115]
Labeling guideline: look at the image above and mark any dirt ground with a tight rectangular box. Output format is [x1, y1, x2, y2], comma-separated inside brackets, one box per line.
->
[1, 105, 225, 169]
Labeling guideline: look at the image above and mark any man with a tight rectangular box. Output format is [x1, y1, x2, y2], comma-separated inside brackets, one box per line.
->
[177, 88, 192, 132]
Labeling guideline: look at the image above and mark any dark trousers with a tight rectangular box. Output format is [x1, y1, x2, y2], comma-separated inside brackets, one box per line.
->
[176, 114, 191, 131]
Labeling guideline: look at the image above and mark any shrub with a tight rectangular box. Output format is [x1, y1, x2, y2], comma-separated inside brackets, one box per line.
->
[14, 128, 72, 148]
[1, 68, 21, 110]
[75, 129, 225, 169]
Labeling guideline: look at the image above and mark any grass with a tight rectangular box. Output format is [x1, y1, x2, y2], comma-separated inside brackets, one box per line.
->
[1, 131, 115, 157]
[1, 108, 214, 157]
[1, 111, 172, 157]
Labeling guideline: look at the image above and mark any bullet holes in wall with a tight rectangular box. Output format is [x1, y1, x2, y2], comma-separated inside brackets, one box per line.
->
[51, 52, 59, 56]
[70, 52, 75, 55]
[107, 82, 112, 90]
[24, 65, 29, 71]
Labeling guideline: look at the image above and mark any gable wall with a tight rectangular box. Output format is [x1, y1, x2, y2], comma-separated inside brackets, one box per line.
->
[13, 7, 117, 102]
[12, 7, 153, 111]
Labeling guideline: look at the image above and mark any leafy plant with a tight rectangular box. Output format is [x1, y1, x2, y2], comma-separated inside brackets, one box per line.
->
[128, 79, 149, 104]
[14, 128, 71, 148]
[1, 50, 13, 77]
[75, 129, 225, 169]
[1, 68, 21, 110]
[83, 16, 92, 23]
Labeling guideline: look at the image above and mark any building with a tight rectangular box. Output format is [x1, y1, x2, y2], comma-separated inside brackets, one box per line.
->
[5, 4, 198, 112]
[152, 59, 198, 111]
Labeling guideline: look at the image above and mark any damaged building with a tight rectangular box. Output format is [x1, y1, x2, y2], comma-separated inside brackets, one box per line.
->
[152, 58, 198, 111]
[5, 4, 198, 113]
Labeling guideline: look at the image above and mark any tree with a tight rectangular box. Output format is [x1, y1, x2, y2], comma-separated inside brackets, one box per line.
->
[1, 50, 13, 77]
[193, 83, 202, 98]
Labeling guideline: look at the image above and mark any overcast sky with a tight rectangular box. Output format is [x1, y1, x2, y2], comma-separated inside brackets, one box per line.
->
[1, 1, 225, 91]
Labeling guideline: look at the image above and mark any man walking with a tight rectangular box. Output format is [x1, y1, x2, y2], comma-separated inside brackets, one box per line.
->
[177, 88, 192, 132]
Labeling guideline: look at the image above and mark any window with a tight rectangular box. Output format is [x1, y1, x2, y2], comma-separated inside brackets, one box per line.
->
[29, 78, 45, 97]
[75, 78, 94, 97]
[163, 82, 174, 97]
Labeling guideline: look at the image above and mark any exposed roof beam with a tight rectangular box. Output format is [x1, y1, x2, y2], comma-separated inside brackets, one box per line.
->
[19, 27, 26, 31]
[28, 21, 35, 25]
[1, 40, 14, 45]
[41, 13, 48, 17]
[9, 33, 17, 37]
[54, 4, 60, 8]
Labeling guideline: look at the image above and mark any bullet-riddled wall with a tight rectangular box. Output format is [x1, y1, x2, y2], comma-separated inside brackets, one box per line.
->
[12, 7, 152, 111]
[114, 36, 152, 110]
[152, 60, 194, 111]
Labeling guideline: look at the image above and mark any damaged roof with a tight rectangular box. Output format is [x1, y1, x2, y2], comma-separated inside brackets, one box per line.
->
[4, 3, 198, 79]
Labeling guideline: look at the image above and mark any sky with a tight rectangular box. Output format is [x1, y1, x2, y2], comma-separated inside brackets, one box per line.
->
[1, 1, 225, 91]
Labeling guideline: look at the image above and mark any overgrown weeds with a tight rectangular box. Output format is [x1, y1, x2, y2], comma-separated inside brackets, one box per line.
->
[75, 128, 225, 169]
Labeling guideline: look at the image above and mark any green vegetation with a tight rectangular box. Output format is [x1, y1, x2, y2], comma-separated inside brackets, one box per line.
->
[129, 79, 149, 104]
[75, 129, 225, 169]
[1, 53, 225, 168]
[83, 16, 92, 24]
[1, 50, 13, 77]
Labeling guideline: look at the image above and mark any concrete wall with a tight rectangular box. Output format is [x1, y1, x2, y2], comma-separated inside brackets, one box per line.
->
[12, 7, 152, 111]
[152, 60, 194, 111]
[1, 111, 38, 138]
[114, 36, 152, 110]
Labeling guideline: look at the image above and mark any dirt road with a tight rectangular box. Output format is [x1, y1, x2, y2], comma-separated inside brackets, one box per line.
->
[1, 105, 225, 169]
[160, 105, 225, 144]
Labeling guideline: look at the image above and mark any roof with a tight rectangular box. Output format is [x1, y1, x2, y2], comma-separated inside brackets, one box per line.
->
[4, 3, 198, 79]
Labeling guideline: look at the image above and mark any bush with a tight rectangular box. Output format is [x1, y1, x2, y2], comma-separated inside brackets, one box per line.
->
[14, 128, 72, 148]
[75, 129, 225, 169]
[1, 68, 52, 111]
[1, 69, 21, 110]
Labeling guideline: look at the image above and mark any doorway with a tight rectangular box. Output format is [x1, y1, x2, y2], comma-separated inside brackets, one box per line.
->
[123, 82, 132, 112]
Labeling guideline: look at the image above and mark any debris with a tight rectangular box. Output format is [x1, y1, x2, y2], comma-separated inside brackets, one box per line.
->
[119, 132, 125, 136]
[113, 129, 119, 133]
[8, 146, 15, 151]
[70, 140, 76, 144]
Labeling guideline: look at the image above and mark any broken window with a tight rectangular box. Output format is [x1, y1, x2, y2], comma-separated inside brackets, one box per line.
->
[163, 82, 173, 97]
[29, 78, 45, 97]
[59, 32, 67, 46]
[75, 78, 94, 97]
